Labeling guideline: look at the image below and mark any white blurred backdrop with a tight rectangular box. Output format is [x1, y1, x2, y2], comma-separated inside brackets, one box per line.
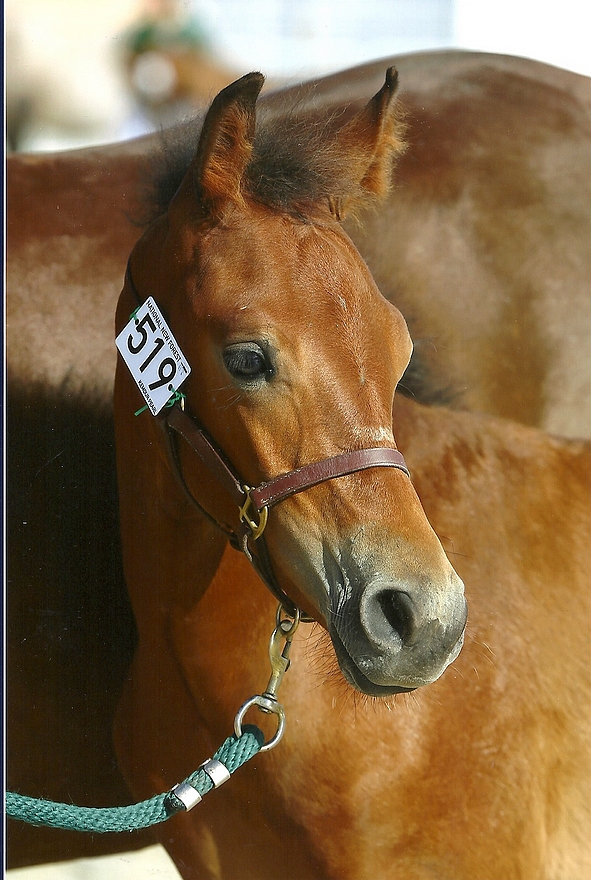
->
[5, 0, 591, 152]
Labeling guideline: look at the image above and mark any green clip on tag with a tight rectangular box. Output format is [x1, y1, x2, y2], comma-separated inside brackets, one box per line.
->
[116, 298, 191, 416]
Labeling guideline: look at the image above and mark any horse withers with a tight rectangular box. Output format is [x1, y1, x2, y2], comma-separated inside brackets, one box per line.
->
[113, 71, 591, 879]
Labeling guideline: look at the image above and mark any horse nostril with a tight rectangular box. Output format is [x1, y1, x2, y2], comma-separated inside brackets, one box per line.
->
[376, 590, 417, 646]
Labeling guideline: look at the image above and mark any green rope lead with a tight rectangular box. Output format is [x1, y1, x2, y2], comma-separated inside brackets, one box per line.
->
[6, 726, 264, 834]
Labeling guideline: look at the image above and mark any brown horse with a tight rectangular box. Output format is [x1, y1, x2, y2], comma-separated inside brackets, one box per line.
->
[112, 71, 591, 879]
[6, 51, 591, 872]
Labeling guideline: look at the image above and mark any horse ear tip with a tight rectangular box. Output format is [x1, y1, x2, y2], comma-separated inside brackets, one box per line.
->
[216, 71, 265, 106]
[385, 67, 399, 91]
[242, 71, 266, 93]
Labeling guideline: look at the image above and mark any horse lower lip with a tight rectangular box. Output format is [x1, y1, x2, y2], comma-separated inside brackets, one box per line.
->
[330, 628, 416, 696]
[348, 669, 416, 698]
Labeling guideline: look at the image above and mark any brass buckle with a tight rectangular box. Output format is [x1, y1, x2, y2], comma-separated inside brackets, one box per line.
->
[239, 486, 269, 540]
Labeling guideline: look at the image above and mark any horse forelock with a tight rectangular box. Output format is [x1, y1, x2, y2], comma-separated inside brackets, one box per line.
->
[141, 93, 405, 225]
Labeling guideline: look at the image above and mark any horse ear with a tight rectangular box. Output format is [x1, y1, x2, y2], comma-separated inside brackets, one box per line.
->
[331, 67, 404, 218]
[170, 71, 265, 218]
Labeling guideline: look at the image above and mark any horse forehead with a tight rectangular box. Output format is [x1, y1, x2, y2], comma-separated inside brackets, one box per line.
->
[195, 213, 376, 309]
[179, 217, 407, 383]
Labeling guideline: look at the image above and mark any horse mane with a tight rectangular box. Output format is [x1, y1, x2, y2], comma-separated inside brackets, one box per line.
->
[397, 343, 459, 407]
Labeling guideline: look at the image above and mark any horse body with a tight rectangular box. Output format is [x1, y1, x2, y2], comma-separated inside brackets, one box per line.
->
[342, 52, 591, 436]
[115, 398, 591, 879]
[6, 141, 146, 399]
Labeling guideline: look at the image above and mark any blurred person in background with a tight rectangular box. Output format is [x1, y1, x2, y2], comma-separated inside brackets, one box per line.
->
[121, 0, 235, 128]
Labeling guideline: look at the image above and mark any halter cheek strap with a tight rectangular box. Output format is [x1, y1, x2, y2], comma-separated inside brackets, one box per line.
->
[122, 262, 411, 616]
[161, 400, 411, 616]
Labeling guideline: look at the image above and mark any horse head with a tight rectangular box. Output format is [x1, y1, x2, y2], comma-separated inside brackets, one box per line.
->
[116, 71, 466, 697]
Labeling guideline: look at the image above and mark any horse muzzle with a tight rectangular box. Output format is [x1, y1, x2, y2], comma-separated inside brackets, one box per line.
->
[326, 566, 467, 696]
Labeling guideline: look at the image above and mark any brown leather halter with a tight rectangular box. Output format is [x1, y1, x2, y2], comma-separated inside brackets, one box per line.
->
[123, 265, 411, 616]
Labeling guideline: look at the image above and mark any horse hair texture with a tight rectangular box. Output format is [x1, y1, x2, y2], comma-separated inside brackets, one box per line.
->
[140, 80, 406, 223]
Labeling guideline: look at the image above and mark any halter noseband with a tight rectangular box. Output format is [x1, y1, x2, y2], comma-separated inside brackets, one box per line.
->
[123, 265, 411, 616]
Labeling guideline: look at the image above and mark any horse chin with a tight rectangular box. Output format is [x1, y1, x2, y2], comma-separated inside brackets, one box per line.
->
[329, 628, 416, 697]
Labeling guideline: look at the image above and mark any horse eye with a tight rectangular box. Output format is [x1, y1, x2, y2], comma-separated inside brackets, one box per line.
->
[223, 343, 273, 382]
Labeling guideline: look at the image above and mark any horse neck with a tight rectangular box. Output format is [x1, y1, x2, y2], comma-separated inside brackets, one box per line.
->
[114, 377, 230, 639]
[122, 495, 230, 640]
[165, 538, 281, 744]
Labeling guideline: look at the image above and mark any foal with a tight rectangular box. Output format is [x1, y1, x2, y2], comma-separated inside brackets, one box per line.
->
[113, 72, 591, 879]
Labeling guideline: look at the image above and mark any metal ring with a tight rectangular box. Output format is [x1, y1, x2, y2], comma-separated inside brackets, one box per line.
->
[276, 603, 315, 629]
[276, 604, 301, 637]
[234, 695, 286, 752]
[239, 487, 269, 540]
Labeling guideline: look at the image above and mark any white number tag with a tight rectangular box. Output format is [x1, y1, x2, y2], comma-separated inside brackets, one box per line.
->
[116, 297, 191, 416]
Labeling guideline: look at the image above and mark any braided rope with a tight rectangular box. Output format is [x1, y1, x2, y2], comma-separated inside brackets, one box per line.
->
[6, 726, 264, 833]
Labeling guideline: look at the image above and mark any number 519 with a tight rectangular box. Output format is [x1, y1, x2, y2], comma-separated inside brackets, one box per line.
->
[127, 313, 177, 390]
